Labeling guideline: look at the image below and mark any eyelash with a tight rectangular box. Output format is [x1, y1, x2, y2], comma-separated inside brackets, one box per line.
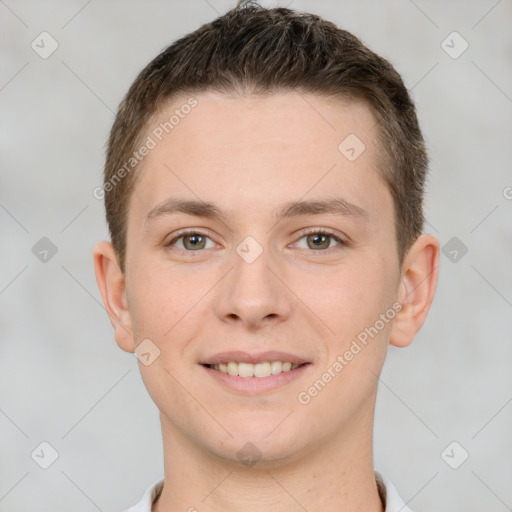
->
[164, 227, 348, 254]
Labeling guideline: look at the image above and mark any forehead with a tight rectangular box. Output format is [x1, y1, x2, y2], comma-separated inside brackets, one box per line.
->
[129, 90, 390, 226]
[148, 90, 378, 157]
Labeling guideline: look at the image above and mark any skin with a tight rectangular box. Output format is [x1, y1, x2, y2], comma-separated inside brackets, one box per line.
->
[94, 91, 439, 512]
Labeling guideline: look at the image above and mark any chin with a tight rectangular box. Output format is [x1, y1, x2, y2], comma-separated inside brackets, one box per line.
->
[205, 421, 308, 466]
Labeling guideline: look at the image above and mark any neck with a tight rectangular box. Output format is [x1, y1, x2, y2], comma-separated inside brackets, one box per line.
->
[153, 412, 384, 512]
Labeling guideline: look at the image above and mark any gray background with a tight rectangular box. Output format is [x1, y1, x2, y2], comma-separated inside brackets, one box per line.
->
[1, 0, 511, 510]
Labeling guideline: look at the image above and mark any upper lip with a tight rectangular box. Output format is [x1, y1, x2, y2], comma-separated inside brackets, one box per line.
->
[200, 351, 310, 365]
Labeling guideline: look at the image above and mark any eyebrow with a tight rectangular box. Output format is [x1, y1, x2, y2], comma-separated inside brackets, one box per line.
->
[144, 196, 368, 228]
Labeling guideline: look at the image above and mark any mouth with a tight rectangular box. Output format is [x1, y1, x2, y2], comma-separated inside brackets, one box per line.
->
[199, 352, 312, 394]
[202, 361, 310, 378]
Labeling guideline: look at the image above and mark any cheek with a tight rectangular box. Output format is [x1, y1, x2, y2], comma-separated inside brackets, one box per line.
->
[128, 265, 205, 419]
[296, 264, 396, 423]
[127, 260, 215, 376]
[127, 262, 186, 342]
[309, 260, 395, 337]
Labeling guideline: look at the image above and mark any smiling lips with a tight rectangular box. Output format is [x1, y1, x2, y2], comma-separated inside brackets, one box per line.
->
[201, 351, 310, 378]
[205, 361, 305, 377]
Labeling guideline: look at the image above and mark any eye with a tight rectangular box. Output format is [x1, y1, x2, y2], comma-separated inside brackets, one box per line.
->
[294, 228, 347, 253]
[164, 228, 348, 254]
[165, 230, 216, 251]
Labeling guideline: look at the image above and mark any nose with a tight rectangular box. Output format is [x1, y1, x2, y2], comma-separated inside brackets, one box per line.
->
[213, 242, 293, 331]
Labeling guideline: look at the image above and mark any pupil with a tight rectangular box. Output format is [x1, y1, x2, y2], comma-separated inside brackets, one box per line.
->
[186, 234, 204, 249]
[310, 234, 328, 249]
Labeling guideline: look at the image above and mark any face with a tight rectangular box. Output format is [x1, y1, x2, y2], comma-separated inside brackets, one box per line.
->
[119, 91, 404, 464]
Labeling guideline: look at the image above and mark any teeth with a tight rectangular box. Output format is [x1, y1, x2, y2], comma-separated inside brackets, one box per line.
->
[271, 361, 282, 374]
[227, 362, 238, 376]
[254, 361, 271, 377]
[238, 362, 254, 377]
[211, 361, 301, 377]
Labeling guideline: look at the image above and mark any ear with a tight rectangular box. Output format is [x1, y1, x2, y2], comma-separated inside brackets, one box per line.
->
[390, 234, 440, 348]
[93, 240, 135, 353]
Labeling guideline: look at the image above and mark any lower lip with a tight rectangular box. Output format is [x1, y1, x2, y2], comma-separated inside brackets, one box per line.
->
[201, 364, 311, 394]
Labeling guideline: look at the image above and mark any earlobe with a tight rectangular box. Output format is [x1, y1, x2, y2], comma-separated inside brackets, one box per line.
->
[93, 241, 135, 353]
[390, 234, 440, 348]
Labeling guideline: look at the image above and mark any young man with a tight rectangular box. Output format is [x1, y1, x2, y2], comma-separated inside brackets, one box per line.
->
[93, 2, 439, 511]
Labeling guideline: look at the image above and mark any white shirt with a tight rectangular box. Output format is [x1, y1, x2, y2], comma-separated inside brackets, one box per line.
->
[123, 472, 412, 512]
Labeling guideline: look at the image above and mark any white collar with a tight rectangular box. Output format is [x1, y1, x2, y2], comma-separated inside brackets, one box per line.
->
[124, 472, 412, 512]
[376, 471, 413, 512]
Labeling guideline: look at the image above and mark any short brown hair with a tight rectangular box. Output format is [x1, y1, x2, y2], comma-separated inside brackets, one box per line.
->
[103, 1, 428, 274]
